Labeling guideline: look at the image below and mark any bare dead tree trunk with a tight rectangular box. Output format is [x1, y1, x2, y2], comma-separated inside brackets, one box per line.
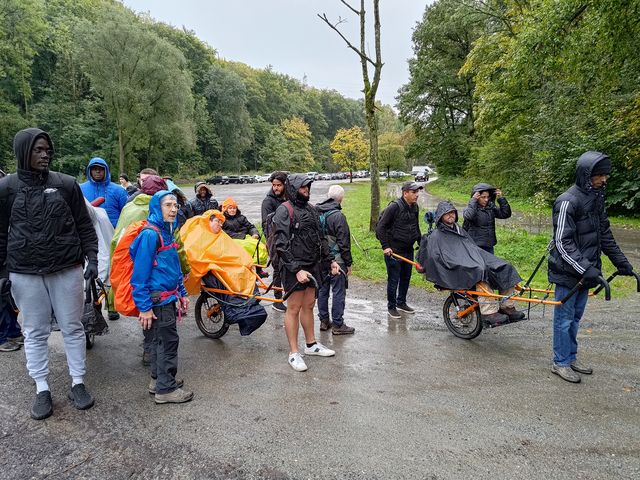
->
[319, 0, 383, 231]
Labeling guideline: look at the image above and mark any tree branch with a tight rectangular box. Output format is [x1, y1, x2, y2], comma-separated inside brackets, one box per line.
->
[317, 12, 377, 68]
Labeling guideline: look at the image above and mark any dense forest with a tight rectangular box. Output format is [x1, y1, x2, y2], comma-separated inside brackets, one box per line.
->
[0, 0, 408, 179]
[399, 0, 640, 213]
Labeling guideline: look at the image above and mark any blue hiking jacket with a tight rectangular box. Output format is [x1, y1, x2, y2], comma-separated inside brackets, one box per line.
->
[130, 190, 187, 313]
[80, 157, 127, 227]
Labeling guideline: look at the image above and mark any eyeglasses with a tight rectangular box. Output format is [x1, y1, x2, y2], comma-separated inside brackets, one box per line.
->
[162, 203, 179, 211]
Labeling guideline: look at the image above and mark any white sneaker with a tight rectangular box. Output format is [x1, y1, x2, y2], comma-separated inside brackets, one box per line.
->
[304, 342, 335, 357]
[288, 352, 308, 372]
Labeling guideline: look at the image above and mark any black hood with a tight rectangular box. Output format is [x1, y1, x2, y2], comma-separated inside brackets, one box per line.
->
[13, 128, 54, 171]
[435, 201, 458, 224]
[470, 182, 497, 204]
[316, 198, 341, 213]
[575, 151, 609, 191]
[285, 174, 312, 206]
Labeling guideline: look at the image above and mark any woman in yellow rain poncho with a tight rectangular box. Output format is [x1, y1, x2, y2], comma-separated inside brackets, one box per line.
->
[180, 210, 267, 336]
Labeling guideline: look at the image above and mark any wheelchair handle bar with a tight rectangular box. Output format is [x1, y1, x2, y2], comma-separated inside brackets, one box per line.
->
[593, 270, 640, 296]
[559, 275, 610, 303]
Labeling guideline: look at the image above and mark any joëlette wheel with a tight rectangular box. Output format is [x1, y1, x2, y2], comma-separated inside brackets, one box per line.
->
[194, 292, 229, 339]
[443, 293, 482, 339]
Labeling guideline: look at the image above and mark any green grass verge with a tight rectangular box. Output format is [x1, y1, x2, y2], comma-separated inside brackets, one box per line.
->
[343, 181, 638, 297]
[428, 177, 640, 227]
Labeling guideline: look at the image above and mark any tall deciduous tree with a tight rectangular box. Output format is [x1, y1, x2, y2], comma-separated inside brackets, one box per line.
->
[77, 7, 194, 174]
[330, 127, 368, 182]
[397, 0, 482, 177]
[262, 117, 315, 172]
[320, 0, 383, 230]
[203, 63, 253, 173]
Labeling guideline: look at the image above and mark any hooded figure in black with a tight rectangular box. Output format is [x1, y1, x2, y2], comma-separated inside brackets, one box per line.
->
[462, 182, 511, 253]
[418, 201, 523, 323]
[272, 174, 339, 372]
[548, 151, 634, 383]
[0, 128, 99, 420]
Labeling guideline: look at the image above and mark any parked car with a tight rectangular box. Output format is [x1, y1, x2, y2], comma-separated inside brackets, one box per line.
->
[239, 175, 254, 184]
[256, 174, 270, 183]
[226, 175, 241, 184]
[206, 175, 224, 185]
[415, 172, 429, 182]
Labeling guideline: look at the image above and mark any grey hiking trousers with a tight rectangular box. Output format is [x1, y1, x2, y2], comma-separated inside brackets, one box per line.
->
[10, 265, 86, 382]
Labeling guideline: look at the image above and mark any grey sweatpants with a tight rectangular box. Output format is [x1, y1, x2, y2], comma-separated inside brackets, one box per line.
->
[10, 266, 86, 382]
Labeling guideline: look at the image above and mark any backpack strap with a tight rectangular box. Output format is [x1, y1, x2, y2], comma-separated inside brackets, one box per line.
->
[283, 201, 294, 225]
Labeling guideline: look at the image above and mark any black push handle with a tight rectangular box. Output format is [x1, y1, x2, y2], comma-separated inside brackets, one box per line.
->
[282, 274, 319, 301]
[593, 270, 640, 295]
[591, 275, 611, 301]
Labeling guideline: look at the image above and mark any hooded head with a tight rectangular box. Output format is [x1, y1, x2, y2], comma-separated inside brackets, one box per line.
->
[13, 128, 54, 173]
[470, 182, 496, 205]
[575, 151, 611, 191]
[285, 174, 312, 206]
[222, 197, 238, 215]
[208, 209, 225, 234]
[194, 181, 212, 197]
[148, 190, 178, 229]
[141, 175, 168, 195]
[435, 201, 458, 225]
[85, 157, 111, 185]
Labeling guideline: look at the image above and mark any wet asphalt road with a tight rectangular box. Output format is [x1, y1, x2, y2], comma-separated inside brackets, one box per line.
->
[1, 181, 639, 479]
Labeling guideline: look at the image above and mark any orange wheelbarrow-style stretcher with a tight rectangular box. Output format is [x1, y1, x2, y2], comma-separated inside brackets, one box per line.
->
[391, 251, 640, 340]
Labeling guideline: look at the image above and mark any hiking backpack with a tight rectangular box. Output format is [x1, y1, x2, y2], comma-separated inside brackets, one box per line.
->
[265, 200, 295, 257]
[110, 220, 174, 316]
[318, 209, 341, 256]
[374, 199, 402, 241]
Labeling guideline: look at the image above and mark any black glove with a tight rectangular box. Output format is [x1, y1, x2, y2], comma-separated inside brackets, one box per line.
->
[617, 262, 634, 276]
[84, 256, 99, 281]
[582, 266, 601, 281]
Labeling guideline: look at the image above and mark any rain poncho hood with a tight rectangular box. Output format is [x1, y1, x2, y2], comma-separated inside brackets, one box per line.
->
[180, 210, 256, 296]
[418, 201, 521, 290]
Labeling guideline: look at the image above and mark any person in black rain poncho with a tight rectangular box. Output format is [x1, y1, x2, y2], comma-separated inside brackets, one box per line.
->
[417, 201, 524, 325]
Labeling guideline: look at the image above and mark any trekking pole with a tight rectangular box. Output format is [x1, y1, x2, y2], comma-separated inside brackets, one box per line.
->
[390, 252, 423, 271]
[350, 233, 370, 258]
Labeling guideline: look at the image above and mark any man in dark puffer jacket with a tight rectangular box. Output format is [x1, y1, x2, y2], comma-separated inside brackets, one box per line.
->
[0, 128, 99, 419]
[548, 151, 634, 383]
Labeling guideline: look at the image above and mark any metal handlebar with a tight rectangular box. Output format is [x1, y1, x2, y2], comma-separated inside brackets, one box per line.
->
[282, 274, 319, 301]
[593, 270, 640, 295]
[559, 275, 610, 303]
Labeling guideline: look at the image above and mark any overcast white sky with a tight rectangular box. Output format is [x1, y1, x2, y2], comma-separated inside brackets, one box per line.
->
[121, 1, 428, 107]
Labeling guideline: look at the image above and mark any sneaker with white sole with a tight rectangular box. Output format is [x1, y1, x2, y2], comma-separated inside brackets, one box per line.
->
[288, 352, 308, 371]
[303, 342, 335, 357]
[397, 304, 415, 314]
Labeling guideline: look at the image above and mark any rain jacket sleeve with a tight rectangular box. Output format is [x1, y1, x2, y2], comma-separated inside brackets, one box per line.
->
[330, 212, 353, 267]
[129, 229, 159, 313]
[71, 182, 99, 260]
[599, 208, 629, 268]
[552, 200, 590, 276]
[240, 216, 259, 237]
[494, 197, 511, 219]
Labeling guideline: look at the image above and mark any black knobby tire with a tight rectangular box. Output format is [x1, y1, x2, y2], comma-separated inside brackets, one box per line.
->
[443, 293, 482, 340]
[194, 292, 229, 339]
[86, 332, 95, 349]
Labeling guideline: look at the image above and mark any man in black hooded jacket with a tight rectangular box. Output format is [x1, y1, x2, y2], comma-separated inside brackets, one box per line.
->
[462, 183, 511, 253]
[548, 151, 634, 383]
[0, 128, 99, 419]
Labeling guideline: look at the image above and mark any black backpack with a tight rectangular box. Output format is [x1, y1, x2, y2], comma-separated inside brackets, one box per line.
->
[374, 199, 402, 241]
